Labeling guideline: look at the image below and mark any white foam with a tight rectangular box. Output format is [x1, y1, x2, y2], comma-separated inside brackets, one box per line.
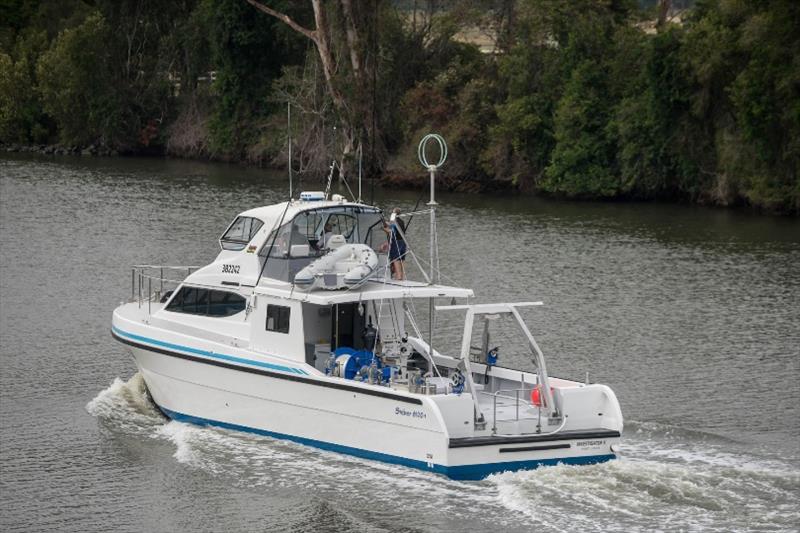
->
[86, 376, 800, 531]
[158, 421, 202, 465]
[85, 373, 164, 434]
[490, 449, 800, 532]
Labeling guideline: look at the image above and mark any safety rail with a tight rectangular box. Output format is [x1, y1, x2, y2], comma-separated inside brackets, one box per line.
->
[482, 387, 541, 436]
[131, 265, 200, 314]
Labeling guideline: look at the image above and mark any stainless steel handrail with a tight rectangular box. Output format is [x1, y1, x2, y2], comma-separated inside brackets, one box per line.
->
[480, 386, 567, 437]
[480, 387, 539, 435]
[130, 264, 201, 312]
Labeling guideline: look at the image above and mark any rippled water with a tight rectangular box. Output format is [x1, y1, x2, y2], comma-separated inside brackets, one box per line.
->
[2, 154, 799, 532]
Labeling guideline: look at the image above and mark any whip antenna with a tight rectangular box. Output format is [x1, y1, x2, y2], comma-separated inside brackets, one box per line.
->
[287, 101, 293, 199]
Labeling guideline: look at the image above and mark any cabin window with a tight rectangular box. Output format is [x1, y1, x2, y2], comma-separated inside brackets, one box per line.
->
[208, 290, 247, 316]
[325, 213, 357, 241]
[261, 221, 310, 257]
[221, 216, 264, 251]
[165, 287, 246, 317]
[266, 305, 291, 333]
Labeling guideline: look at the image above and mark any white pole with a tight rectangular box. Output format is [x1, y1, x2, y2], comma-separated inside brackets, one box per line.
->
[418, 134, 447, 383]
[428, 165, 437, 285]
[288, 102, 293, 199]
[428, 165, 437, 367]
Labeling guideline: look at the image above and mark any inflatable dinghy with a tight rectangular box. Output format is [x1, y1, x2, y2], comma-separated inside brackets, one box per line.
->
[294, 236, 378, 290]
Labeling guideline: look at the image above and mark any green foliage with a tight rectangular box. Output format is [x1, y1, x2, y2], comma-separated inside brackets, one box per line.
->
[204, 0, 307, 158]
[479, 0, 797, 211]
[36, 12, 119, 146]
[395, 39, 497, 183]
[544, 61, 618, 197]
[725, 1, 800, 210]
[0, 30, 49, 142]
[1, 0, 796, 212]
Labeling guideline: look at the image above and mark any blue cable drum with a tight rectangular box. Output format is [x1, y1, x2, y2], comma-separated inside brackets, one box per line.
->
[333, 348, 393, 382]
[334, 347, 359, 379]
[353, 350, 378, 366]
[333, 347, 356, 357]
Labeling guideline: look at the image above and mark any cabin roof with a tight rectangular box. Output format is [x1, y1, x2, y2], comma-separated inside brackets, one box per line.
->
[239, 200, 380, 231]
[255, 278, 474, 305]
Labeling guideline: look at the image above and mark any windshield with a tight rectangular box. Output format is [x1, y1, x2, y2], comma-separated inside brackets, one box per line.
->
[261, 206, 383, 257]
[257, 205, 385, 281]
[220, 216, 264, 251]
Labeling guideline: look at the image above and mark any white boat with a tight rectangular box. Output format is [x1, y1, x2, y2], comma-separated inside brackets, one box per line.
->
[111, 144, 623, 480]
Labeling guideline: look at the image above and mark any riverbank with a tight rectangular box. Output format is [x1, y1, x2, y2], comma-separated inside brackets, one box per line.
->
[2, 142, 120, 157]
[5, 144, 796, 216]
[0, 143, 791, 214]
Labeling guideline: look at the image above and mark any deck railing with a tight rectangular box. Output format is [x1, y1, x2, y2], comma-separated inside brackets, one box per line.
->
[482, 387, 541, 436]
[131, 265, 200, 313]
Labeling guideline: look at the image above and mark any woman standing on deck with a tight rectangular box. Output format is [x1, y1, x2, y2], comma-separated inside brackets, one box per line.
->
[383, 207, 407, 280]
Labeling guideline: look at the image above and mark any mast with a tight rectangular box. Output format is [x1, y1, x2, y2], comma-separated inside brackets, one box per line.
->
[417, 134, 447, 363]
[287, 101, 293, 199]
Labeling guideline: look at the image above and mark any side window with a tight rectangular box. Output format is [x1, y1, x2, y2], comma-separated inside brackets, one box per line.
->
[208, 290, 247, 316]
[294, 212, 323, 239]
[261, 221, 309, 257]
[166, 286, 207, 314]
[166, 287, 245, 317]
[221, 216, 264, 251]
[266, 305, 291, 333]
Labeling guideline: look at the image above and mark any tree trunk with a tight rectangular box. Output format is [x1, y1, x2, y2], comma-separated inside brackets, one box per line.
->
[244, 0, 383, 178]
[656, 0, 671, 30]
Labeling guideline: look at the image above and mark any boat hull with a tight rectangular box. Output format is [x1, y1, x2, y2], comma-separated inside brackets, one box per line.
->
[115, 332, 619, 480]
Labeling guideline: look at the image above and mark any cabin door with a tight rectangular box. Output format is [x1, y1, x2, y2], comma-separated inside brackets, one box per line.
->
[331, 303, 367, 351]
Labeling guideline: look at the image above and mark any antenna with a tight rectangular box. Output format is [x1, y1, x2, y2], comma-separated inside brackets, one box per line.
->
[358, 142, 363, 203]
[417, 133, 447, 370]
[287, 101, 293, 199]
[417, 133, 448, 285]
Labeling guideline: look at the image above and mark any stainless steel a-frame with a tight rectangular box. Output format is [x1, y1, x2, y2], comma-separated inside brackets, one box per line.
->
[436, 302, 556, 425]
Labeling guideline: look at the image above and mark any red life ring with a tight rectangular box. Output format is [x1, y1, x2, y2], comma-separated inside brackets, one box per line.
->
[531, 386, 554, 407]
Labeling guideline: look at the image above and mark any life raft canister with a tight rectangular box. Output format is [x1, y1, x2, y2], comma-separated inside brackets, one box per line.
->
[531, 385, 554, 407]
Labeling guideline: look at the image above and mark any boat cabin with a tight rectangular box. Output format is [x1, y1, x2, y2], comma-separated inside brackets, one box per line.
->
[248, 280, 473, 374]
[188, 195, 386, 288]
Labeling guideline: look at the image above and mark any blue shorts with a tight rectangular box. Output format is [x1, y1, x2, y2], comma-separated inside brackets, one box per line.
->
[389, 240, 407, 261]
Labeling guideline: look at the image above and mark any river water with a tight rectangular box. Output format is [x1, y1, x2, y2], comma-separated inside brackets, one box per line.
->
[1, 153, 798, 532]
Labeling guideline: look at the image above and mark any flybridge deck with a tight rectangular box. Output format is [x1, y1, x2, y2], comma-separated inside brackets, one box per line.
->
[113, 137, 623, 479]
[257, 278, 474, 304]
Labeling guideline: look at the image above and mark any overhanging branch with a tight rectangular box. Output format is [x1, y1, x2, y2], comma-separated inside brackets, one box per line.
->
[244, 0, 317, 42]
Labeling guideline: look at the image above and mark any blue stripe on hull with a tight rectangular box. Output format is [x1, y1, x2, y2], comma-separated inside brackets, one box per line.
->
[156, 405, 616, 480]
[112, 325, 308, 375]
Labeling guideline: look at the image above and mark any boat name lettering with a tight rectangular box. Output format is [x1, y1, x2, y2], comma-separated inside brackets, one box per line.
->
[222, 264, 240, 274]
[576, 440, 606, 447]
[395, 407, 426, 419]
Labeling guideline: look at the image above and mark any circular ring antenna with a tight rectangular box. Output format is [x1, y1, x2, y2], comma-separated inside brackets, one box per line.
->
[418, 133, 448, 170]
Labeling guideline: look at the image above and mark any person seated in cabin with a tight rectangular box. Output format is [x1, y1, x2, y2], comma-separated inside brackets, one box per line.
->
[382, 207, 407, 280]
[320, 222, 335, 249]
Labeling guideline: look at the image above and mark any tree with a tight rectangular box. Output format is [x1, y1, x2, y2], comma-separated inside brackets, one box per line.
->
[36, 12, 120, 146]
[244, 0, 383, 175]
[544, 60, 618, 196]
